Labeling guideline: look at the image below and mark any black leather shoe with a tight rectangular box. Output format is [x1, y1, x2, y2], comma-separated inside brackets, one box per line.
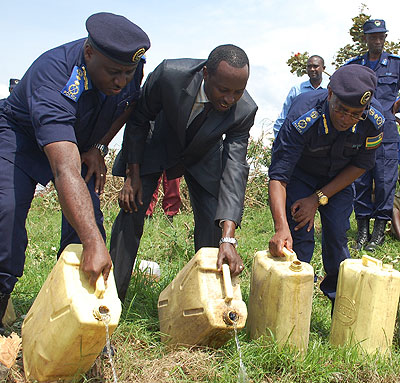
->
[353, 218, 370, 251]
[365, 219, 387, 251]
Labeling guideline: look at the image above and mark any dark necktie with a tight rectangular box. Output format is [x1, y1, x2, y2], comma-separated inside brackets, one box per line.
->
[185, 102, 213, 145]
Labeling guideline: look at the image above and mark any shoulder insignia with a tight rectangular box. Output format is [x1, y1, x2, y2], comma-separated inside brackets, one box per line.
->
[345, 56, 360, 65]
[365, 132, 383, 149]
[61, 65, 91, 102]
[388, 54, 400, 60]
[367, 107, 385, 130]
[292, 108, 320, 135]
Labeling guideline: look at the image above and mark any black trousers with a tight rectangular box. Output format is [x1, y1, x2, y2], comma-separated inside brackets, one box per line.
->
[109, 171, 222, 301]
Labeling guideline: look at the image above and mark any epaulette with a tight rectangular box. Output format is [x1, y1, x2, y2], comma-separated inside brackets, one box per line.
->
[367, 106, 385, 130]
[61, 65, 91, 102]
[345, 56, 361, 65]
[292, 108, 320, 134]
[388, 53, 400, 60]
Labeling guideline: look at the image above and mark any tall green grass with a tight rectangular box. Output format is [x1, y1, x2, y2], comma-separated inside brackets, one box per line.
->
[10, 193, 400, 383]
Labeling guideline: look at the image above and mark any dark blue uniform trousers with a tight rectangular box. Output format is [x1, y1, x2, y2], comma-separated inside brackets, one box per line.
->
[0, 157, 37, 294]
[354, 142, 398, 221]
[286, 172, 353, 300]
[110, 171, 222, 302]
[0, 156, 105, 295]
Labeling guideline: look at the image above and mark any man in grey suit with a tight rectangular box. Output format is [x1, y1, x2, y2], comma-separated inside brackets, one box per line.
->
[111, 44, 258, 301]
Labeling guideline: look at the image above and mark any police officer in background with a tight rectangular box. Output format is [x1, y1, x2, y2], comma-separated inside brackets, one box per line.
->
[9, 79, 20, 93]
[347, 19, 400, 251]
[268, 65, 384, 305]
[0, 12, 150, 333]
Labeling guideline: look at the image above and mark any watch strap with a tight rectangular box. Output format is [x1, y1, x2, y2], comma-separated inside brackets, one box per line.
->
[219, 237, 238, 248]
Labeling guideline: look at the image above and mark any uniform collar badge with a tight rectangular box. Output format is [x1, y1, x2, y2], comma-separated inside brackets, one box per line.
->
[360, 91, 372, 105]
[132, 48, 146, 64]
[61, 65, 92, 102]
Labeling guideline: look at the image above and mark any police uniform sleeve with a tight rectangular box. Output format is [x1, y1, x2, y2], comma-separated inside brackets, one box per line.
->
[30, 85, 78, 148]
[350, 103, 384, 170]
[268, 105, 308, 184]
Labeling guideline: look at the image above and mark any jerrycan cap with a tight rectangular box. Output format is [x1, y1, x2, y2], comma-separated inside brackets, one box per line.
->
[289, 260, 303, 272]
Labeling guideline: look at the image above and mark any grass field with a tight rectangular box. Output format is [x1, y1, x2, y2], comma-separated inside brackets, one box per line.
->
[4, 179, 400, 383]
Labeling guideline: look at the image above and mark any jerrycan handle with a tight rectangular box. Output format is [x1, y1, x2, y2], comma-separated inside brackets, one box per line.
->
[222, 264, 233, 303]
[95, 274, 106, 299]
[282, 247, 297, 261]
[361, 254, 382, 268]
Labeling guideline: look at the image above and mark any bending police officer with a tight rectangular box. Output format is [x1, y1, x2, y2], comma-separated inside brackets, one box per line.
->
[0, 12, 150, 333]
[268, 65, 384, 304]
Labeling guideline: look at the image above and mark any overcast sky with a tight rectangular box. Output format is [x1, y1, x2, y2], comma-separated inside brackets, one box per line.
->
[1, 0, 399, 147]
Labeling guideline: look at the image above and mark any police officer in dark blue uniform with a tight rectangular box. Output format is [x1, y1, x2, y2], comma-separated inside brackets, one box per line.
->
[347, 19, 400, 251]
[268, 65, 384, 303]
[0, 12, 150, 333]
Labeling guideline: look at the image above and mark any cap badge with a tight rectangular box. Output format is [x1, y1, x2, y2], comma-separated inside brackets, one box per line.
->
[132, 47, 146, 64]
[360, 91, 372, 105]
[375, 20, 381, 26]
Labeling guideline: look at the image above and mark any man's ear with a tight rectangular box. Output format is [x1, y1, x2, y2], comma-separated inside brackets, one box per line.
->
[327, 86, 333, 101]
[84, 42, 94, 62]
[203, 66, 208, 81]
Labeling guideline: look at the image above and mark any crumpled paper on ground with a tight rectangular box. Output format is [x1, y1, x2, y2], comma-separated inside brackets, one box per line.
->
[0, 333, 22, 368]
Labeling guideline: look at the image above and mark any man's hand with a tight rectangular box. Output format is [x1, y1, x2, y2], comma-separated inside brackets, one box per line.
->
[216, 220, 243, 276]
[81, 148, 107, 194]
[80, 241, 112, 286]
[290, 194, 319, 232]
[269, 226, 293, 257]
[118, 174, 143, 213]
[217, 243, 244, 277]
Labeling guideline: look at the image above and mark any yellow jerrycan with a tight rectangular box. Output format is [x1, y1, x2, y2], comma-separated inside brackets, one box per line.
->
[158, 247, 247, 348]
[330, 254, 400, 355]
[247, 248, 314, 353]
[22, 244, 122, 382]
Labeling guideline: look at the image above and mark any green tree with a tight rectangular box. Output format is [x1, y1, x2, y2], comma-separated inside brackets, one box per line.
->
[286, 4, 400, 75]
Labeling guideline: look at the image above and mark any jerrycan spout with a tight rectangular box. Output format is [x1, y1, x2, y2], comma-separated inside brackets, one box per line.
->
[223, 310, 239, 325]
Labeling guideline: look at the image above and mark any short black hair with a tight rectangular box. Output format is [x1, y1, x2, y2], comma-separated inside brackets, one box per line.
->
[308, 55, 325, 66]
[206, 44, 249, 76]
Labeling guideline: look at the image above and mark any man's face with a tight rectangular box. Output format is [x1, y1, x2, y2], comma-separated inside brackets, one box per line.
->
[306, 57, 325, 82]
[84, 44, 138, 96]
[364, 33, 386, 56]
[328, 89, 367, 132]
[203, 61, 249, 112]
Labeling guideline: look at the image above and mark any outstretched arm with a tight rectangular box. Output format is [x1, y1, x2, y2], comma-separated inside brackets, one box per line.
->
[44, 141, 112, 286]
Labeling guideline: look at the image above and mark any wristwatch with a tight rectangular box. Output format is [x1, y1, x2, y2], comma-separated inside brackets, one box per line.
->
[93, 143, 109, 157]
[219, 237, 238, 248]
[315, 190, 328, 206]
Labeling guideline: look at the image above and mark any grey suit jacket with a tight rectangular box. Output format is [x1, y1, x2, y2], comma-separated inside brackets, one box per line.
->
[114, 58, 258, 225]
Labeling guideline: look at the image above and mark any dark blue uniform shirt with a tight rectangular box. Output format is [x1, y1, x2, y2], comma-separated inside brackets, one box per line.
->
[0, 38, 144, 185]
[346, 52, 400, 142]
[269, 90, 384, 184]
